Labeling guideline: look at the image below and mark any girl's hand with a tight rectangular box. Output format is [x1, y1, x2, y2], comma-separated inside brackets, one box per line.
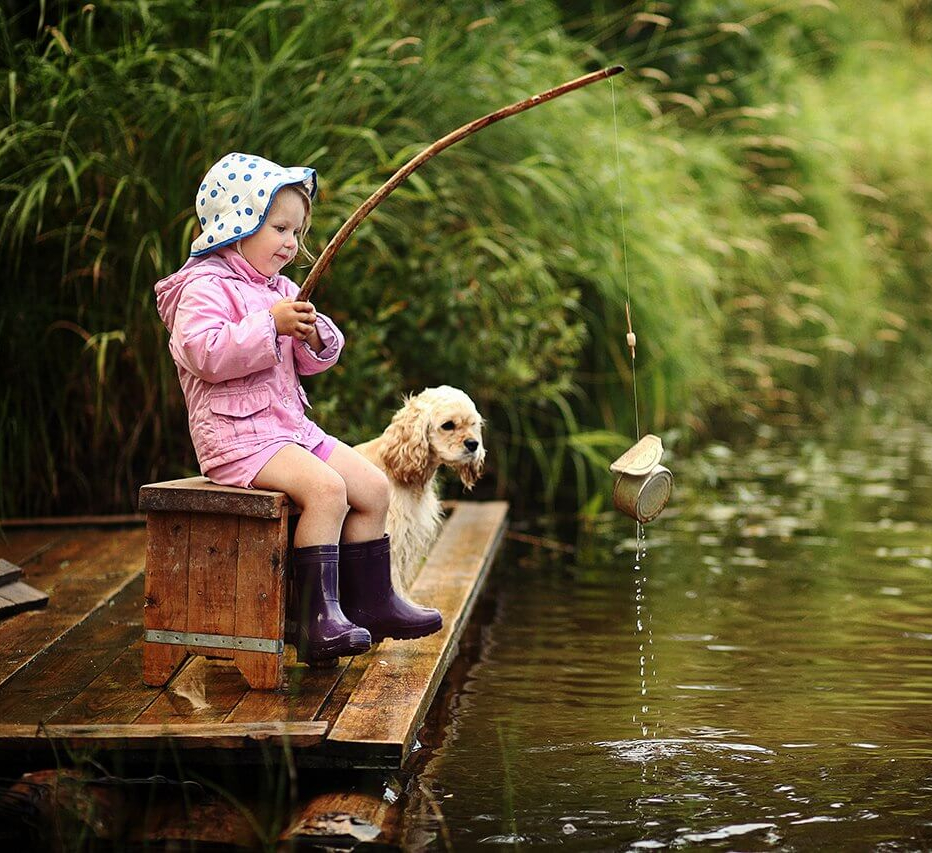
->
[271, 298, 317, 340]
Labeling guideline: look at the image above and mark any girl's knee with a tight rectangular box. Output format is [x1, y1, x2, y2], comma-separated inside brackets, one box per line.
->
[293, 468, 347, 513]
[359, 467, 390, 514]
[371, 468, 391, 508]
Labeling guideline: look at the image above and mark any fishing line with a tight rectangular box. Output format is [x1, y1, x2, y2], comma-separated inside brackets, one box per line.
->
[610, 76, 640, 443]
[612, 78, 658, 741]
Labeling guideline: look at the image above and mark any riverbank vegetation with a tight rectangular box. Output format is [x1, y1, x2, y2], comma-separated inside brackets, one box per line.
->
[2, 0, 930, 516]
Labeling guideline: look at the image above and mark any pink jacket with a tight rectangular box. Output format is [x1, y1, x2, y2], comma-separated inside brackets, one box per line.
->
[154, 247, 344, 472]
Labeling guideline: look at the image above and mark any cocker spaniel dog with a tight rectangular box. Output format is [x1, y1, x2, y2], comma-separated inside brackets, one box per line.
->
[355, 385, 485, 591]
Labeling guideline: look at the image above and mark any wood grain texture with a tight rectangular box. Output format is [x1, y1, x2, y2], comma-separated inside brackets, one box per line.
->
[0, 528, 146, 688]
[135, 657, 250, 725]
[226, 659, 351, 724]
[139, 477, 291, 519]
[0, 529, 63, 567]
[232, 514, 287, 690]
[0, 721, 327, 749]
[326, 502, 508, 765]
[142, 512, 190, 685]
[51, 639, 162, 725]
[185, 513, 239, 659]
[0, 558, 23, 586]
[0, 575, 143, 723]
[281, 788, 398, 849]
[0, 581, 48, 616]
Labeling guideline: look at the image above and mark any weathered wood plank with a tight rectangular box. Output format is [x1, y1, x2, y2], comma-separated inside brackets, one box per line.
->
[325, 501, 507, 766]
[0, 529, 146, 688]
[142, 512, 190, 685]
[232, 514, 287, 690]
[0, 575, 142, 723]
[0, 529, 63, 568]
[135, 656, 250, 725]
[0, 581, 48, 616]
[281, 788, 400, 849]
[50, 639, 163, 725]
[0, 721, 327, 750]
[226, 658, 351, 724]
[139, 477, 291, 519]
[0, 557, 23, 586]
[185, 513, 239, 660]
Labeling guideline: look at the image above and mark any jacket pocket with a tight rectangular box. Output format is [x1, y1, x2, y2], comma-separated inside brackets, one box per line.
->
[209, 387, 272, 418]
[207, 386, 274, 447]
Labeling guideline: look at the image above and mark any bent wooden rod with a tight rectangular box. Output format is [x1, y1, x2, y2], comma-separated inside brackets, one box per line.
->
[296, 64, 625, 300]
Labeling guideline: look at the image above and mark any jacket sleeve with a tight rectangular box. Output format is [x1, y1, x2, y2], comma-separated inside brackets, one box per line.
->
[170, 277, 282, 383]
[293, 312, 345, 376]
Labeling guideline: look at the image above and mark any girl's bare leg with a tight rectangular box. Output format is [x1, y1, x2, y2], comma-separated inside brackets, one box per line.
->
[252, 444, 348, 547]
[323, 442, 391, 543]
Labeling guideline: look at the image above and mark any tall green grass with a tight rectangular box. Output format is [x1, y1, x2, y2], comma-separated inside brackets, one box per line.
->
[1, 0, 930, 516]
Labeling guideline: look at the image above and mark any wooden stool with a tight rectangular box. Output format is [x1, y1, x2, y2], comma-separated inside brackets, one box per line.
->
[138, 477, 296, 690]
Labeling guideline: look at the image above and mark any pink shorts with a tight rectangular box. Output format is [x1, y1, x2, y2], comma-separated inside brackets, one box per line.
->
[205, 430, 339, 490]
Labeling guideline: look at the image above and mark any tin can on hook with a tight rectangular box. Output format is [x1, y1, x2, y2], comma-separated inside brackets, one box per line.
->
[610, 434, 673, 523]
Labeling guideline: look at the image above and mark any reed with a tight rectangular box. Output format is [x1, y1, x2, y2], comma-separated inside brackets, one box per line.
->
[1, 0, 930, 516]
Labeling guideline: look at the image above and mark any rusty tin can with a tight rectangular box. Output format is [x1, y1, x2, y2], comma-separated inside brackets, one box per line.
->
[610, 434, 674, 523]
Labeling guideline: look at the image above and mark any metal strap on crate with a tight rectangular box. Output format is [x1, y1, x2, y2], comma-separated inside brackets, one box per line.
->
[145, 629, 283, 655]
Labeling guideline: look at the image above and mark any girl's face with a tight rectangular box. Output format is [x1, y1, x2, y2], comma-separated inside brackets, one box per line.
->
[239, 189, 307, 278]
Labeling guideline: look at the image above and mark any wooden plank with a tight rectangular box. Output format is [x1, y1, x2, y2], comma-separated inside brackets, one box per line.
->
[326, 502, 508, 767]
[0, 514, 145, 528]
[0, 581, 48, 616]
[0, 529, 62, 567]
[226, 658, 351, 724]
[135, 656, 250, 725]
[50, 639, 163, 725]
[0, 557, 23, 586]
[185, 513, 239, 659]
[142, 512, 190, 685]
[0, 528, 146, 688]
[0, 576, 143, 724]
[138, 477, 290, 519]
[0, 721, 327, 750]
[281, 788, 399, 849]
[232, 514, 287, 690]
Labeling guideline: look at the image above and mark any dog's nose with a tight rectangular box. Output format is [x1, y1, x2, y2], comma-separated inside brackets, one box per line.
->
[464, 439, 479, 453]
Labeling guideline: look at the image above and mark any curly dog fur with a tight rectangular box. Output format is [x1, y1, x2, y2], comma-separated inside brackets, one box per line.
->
[355, 385, 485, 591]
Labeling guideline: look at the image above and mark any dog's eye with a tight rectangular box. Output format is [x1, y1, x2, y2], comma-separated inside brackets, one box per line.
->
[440, 421, 455, 431]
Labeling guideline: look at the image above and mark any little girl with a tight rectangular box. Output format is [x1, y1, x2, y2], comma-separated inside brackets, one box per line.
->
[155, 152, 442, 661]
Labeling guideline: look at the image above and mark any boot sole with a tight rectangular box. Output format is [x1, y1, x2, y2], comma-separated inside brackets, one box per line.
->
[370, 616, 443, 644]
[295, 635, 371, 661]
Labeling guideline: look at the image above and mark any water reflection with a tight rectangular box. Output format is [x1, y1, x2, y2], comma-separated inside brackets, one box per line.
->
[411, 411, 932, 850]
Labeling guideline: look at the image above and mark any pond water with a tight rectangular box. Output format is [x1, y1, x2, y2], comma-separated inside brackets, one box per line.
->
[409, 408, 932, 850]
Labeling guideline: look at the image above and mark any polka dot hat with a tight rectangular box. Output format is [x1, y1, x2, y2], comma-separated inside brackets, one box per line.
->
[191, 152, 318, 257]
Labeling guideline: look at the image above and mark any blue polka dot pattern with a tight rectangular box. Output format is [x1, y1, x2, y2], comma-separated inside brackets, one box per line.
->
[191, 152, 318, 256]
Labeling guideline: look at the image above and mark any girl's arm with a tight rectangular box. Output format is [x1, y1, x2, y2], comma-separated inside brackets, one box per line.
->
[293, 312, 345, 376]
[280, 278, 345, 376]
[171, 278, 281, 383]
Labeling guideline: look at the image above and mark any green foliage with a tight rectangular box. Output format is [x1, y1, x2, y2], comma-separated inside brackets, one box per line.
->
[1, 0, 931, 516]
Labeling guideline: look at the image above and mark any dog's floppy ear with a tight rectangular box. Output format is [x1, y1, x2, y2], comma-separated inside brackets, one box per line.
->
[380, 396, 433, 488]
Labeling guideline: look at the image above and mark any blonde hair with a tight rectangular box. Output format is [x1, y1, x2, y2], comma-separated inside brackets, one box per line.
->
[270, 183, 314, 265]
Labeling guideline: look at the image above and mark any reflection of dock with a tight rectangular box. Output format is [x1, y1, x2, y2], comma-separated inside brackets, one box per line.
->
[0, 500, 507, 847]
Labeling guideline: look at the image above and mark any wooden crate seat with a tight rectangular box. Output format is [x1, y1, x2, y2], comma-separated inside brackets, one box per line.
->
[138, 477, 297, 690]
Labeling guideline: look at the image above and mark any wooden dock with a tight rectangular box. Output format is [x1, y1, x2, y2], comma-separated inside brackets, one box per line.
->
[0, 500, 507, 771]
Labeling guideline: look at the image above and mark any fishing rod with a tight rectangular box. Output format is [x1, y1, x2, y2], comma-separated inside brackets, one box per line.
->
[296, 65, 625, 301]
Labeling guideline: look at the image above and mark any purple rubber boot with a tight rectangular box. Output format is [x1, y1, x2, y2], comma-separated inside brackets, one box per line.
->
[291, 544, 371, 661]
[339, 535, 443, 643]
